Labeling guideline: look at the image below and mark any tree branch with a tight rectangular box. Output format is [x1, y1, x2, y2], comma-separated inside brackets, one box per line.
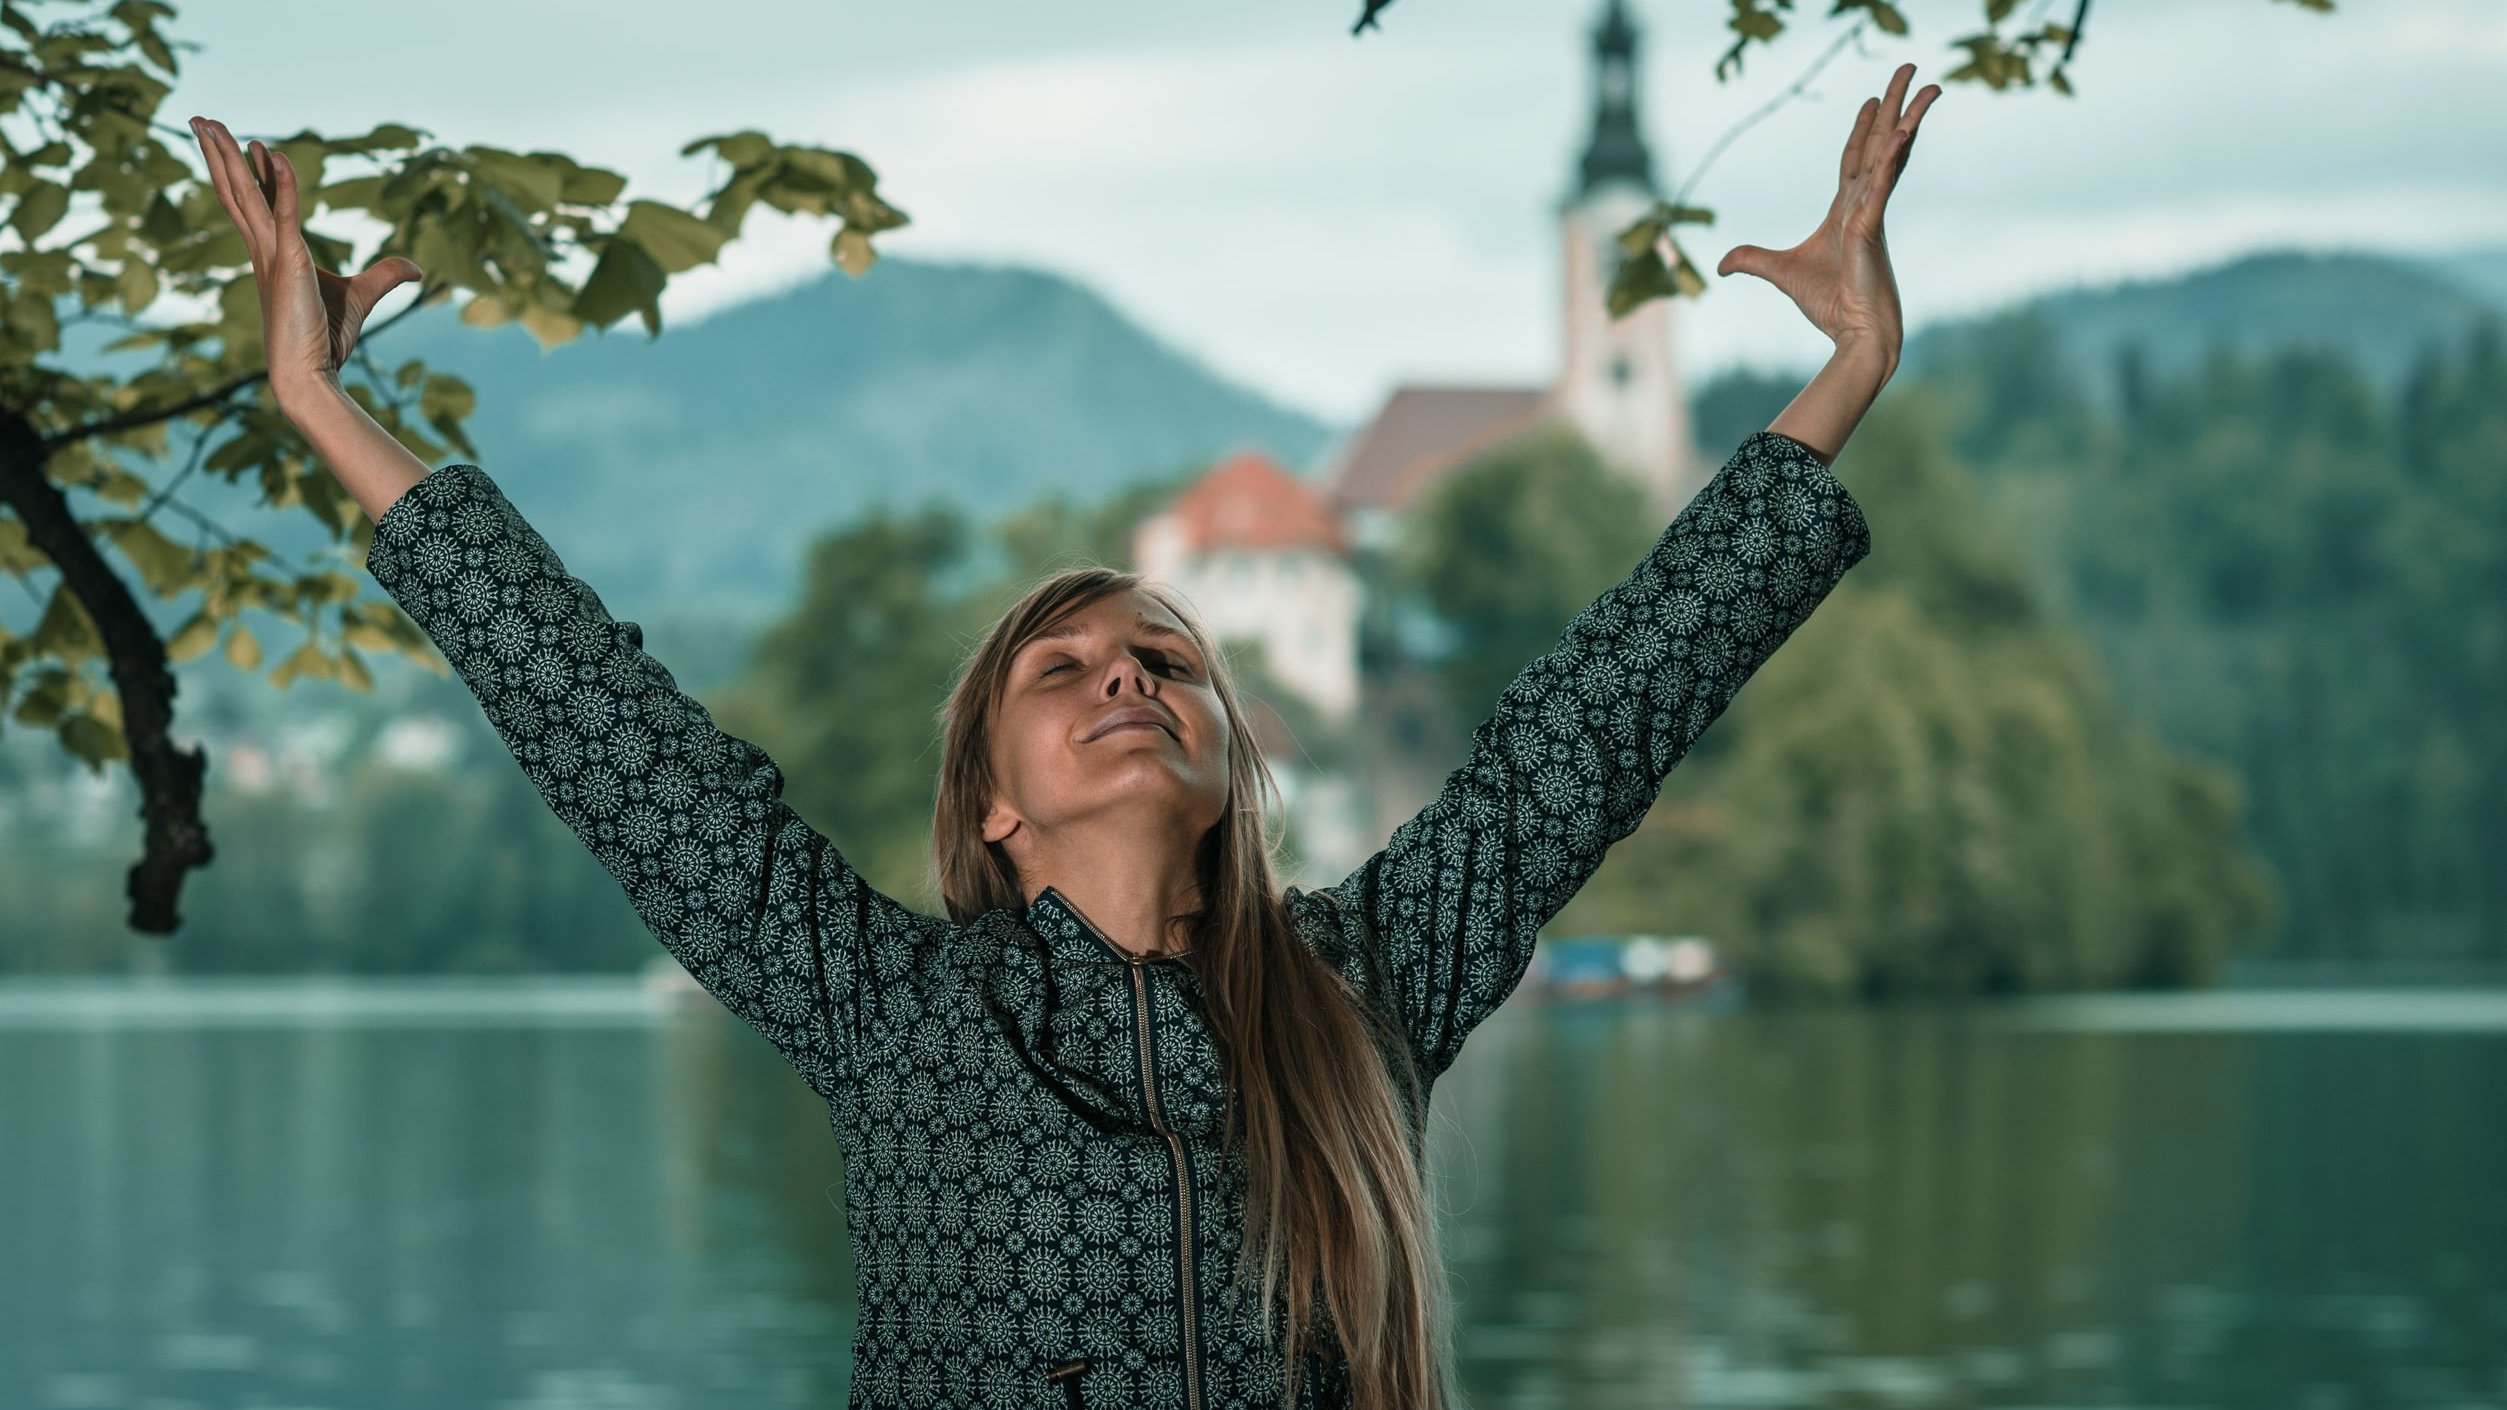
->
[38, 280, 448, 455]
[41, 367, 263, 456]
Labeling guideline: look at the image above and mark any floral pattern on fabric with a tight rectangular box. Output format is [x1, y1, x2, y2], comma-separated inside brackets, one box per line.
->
[363, 427, 1868, 1409]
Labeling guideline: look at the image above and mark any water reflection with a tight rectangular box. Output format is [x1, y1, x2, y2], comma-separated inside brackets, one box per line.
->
[2, 983, 2501, 1409]
[0, 992, 852, 1409]
[1431, 998, 2507, 1409]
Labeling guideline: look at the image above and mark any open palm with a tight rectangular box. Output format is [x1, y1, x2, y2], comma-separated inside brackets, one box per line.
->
[1717, 63, 1940, 365]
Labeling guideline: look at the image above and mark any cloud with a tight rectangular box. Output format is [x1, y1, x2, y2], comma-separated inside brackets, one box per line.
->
[169, 0, 2507, 429]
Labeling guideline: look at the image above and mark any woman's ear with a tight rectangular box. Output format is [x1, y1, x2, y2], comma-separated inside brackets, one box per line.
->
[981, 794, 1021, 848]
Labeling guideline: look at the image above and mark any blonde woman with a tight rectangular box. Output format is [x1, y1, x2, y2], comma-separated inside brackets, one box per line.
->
[189, 60, 1934, 1410]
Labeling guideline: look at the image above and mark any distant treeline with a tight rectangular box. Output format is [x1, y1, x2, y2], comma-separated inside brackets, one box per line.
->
[6, 315, 2499, 993]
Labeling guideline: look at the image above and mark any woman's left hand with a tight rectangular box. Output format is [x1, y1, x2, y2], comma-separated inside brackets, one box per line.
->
[1717, 62, 1939, 370]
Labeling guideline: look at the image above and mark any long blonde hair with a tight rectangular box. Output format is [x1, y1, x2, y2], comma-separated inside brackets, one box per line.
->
[931, 565, 1459, 1410]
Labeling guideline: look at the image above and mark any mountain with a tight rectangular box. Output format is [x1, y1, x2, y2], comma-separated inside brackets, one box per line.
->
[2415, 245, 2507, 312]
[390, 257, 1340, 621]
[49, 256, 1338, 629]
[1898, 246, 2507, 418]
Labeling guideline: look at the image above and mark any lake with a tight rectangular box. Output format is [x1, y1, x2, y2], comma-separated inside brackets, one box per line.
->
[2, 980, 2501, 1409]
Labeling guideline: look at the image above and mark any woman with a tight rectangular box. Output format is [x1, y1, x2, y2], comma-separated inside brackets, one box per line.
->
[189, 60, 1935, 1410]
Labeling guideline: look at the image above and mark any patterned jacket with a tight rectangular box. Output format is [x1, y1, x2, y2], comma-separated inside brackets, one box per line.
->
[363, 429, 1871, 1410]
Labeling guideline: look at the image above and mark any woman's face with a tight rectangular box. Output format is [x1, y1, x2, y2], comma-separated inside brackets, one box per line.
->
[981, 587, 1231, 865]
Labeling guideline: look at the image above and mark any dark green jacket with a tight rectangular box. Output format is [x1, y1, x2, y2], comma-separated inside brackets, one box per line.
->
[364, 429, 1870, 1410]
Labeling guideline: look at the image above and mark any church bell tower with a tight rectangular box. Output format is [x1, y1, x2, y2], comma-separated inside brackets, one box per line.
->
[1552, 0, 1701, 514]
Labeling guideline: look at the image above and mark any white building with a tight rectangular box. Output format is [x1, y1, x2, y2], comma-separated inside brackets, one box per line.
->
[1325, 0, 1703, 543]
[1130, 446, 1362, 722]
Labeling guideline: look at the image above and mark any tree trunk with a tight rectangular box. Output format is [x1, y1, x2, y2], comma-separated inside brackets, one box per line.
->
[0, 412, 212, 933]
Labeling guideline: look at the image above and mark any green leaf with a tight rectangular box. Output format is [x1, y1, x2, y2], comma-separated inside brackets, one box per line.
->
[12, 667, 72, 727]
[27, 585, 102, 664]
[618, 199, 728, 274]
[514, 296, 585, 350]
[166, 612, 218, 663]
[570, 236, 667, 334]
[558, 166, 628, 205]
[137, 190, 185, 245]
[267, 637, 331, 689]
[59, 712, 127, 772]
[681, 129, 774, 167]
[457, 290, 514, 329]
[297, 466, 356, 536]
[329, 121, 426, 156]
[224, 624, 261, 671]
[6, 286, 61, 354]
[316, 174, 385, 210]
[461, 146, 564, 213]
[102, 517, 198, 594]
[116, 258, 159, 314]
[832, 226, 876, 277]
[411, 215, 494, 294]
[417, 372, 480, 459]
[0, 517, 47, 574]
[9, 182, 68, 241]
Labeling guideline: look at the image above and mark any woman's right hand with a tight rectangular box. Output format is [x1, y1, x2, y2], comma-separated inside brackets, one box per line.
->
[188, 115, 425, 397]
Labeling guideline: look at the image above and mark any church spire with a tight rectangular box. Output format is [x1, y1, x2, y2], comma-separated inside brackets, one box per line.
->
[1574, 0, 1657, 200]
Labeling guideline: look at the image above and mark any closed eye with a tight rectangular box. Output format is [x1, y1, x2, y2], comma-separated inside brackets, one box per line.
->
[1039, 651, 1194, 678]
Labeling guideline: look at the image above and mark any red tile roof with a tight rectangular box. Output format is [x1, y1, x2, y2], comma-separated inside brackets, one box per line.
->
[1161, 448, 1348, 556]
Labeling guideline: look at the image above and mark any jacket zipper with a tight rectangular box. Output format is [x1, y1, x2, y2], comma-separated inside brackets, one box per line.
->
[1128, 955, 1205, 1410]
[1045, 1355, 1091, 1409]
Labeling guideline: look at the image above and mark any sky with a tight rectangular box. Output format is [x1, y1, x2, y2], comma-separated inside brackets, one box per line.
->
[164, 0, 2507, 426]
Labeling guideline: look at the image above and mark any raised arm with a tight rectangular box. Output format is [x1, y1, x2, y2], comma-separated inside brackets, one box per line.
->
[362, 463, 935, 1103]
[1307, 427, 1872, 1082]
[187, 115, 921, 1103]
[1308, 61, 1937, 1082]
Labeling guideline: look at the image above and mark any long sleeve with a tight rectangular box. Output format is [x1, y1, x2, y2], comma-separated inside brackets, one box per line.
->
[1314, 430, 1872, 1083]
[365, 463, 923, 1105]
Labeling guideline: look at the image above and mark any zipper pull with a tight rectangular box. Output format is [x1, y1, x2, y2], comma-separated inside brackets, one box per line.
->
[1044, 1356, 1090, 1409]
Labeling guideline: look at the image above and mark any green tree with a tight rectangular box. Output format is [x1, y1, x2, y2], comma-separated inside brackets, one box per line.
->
[1548, 394, 2278, 995]
[1392, 393, 2276, 996]
[1392, 421, 1660, 731]
[714, 505, 986, 908]
[1938, 317, 2507, 963]
[0, 0, 905, 930]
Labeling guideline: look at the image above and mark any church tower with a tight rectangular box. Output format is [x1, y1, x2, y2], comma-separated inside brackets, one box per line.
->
[1552, 0, 1701, 514]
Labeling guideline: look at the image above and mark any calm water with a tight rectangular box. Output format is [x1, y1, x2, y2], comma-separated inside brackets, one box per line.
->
[2, 981, 2503, 1410]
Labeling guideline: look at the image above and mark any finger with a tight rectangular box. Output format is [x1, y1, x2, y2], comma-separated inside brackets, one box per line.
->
[1899, 82, 1942, 143]
[185, 117, 251, 252]
[1877, 85, 1942, 202]
[191, 120, 264, 261]
[347, 256, 421, 312]
[1861, 64, 1915, 179]
[1838, 97, 1877, 190]
[249, 140, 279, 214]
[204, 121, 274, 253]
[270, 148, 300, 233]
